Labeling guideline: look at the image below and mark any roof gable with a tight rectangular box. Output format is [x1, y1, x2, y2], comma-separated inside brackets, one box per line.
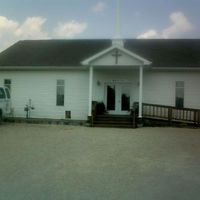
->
[82, 45, 151, 66]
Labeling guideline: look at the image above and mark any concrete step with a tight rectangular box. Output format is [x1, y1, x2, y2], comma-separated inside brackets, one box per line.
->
[94, 120, 132, 125]
[96, 115, 132, 118]
[95, 119, 132, 124]
[95, 116, 132, 122]
[93, 124, 134, 128]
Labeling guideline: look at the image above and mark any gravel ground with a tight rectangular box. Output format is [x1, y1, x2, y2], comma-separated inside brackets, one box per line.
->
[0, 123, 200, 200]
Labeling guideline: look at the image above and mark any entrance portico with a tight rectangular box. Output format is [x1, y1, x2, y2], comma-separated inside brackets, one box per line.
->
[82, 44, 152, 120]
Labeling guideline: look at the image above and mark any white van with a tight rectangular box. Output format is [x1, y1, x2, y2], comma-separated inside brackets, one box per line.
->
[0, 86, 11, 120]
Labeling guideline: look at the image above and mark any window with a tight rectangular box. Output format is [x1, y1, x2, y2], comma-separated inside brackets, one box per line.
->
[176, 81, 184, 108]
[4, 79, 11, 92]
[56, 80, 65, 106]
[0, 88, 6, 99]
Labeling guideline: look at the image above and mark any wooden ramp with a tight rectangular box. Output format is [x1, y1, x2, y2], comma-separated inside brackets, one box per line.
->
[141, 103, 200, 126]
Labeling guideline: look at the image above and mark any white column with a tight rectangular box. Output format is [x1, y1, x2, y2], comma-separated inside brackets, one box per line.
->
[88, 65, 93, 117]
[139, 65, 144, 118]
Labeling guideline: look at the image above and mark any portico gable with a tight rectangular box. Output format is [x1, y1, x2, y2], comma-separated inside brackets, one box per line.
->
[82, 45, 152, 118]
[82, 45, 151, 66]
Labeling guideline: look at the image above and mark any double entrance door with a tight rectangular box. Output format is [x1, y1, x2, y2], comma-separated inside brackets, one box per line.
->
[105, 83, 132, 115]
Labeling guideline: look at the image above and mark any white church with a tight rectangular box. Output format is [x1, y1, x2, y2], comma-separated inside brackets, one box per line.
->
[0, 1, 200, 127]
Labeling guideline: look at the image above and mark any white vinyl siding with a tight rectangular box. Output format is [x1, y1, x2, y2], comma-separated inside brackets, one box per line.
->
[143, 71, 200, 109]
[0, 70, 89, 120]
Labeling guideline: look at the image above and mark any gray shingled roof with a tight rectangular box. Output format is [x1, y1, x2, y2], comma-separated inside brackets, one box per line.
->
[0, 39, 200, 68]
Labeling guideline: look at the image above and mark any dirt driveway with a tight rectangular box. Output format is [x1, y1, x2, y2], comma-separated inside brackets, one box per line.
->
[0, 123, 200, 200]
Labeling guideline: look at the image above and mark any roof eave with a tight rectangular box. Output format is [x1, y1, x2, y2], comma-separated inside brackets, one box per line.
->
[0, 66, 87, 71]
[151, 66, 200, 71]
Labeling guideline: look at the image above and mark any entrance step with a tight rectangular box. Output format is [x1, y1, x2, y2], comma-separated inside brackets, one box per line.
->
[94, 124, 133, 128]
[93, 115, 136, 128]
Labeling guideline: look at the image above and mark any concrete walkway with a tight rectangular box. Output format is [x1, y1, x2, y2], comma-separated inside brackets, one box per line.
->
[0, 123, 200, 200]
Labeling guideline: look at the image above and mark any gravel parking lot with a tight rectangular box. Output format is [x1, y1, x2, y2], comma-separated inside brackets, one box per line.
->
[0, 123, 200, 200]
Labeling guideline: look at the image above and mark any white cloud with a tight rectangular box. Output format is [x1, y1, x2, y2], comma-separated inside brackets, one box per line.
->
[0, 16, 18, 32]
[137, 11, 194, 39]
[92, 2, 106, 13]
[15, 17, 48, 39]
[137, 29, 158, 39]
[0, 16, 88, 52]
[162, 12, 193, 38]
[0, 16, 49, 52]
[0, 17, 19, 52]
[54, 20, 87, 38]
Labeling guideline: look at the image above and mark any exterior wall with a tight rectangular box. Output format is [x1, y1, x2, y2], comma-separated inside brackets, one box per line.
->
[93, 69, 200, 110]
[0, 70, 89, 120]
[143, 70, 200, 109]
[0, 69, 199, 120]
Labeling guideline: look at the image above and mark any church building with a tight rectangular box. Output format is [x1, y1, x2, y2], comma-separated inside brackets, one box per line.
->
[0, 1, 200, 127]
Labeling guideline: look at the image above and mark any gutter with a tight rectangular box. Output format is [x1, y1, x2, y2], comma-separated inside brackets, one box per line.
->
[151, 67, 200, 71]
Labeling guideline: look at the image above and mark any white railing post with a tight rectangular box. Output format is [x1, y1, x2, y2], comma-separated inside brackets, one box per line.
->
[139, 65, 143, 118]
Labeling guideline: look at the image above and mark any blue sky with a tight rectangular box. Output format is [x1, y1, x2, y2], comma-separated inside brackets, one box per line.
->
[0, 0, 199, 51]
